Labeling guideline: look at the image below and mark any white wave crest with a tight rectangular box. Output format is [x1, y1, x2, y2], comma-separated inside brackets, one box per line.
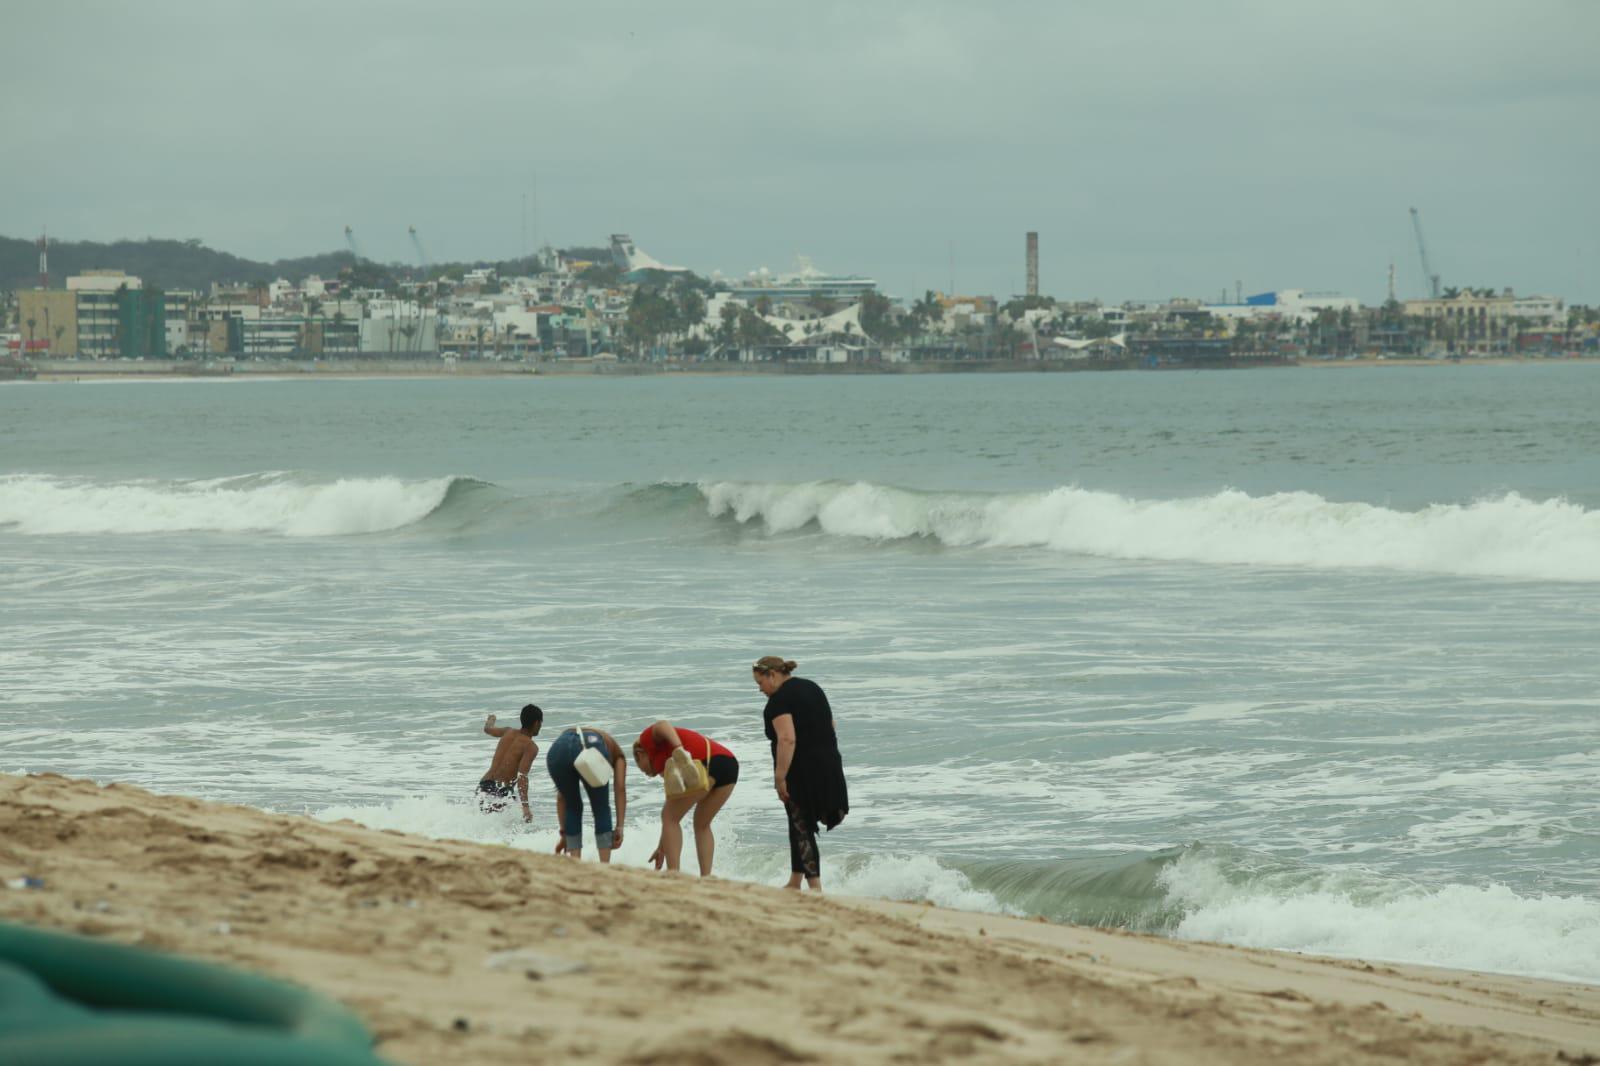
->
[699, 480, 1600, 581]
[1161, 851, 1600, 984]
[0, 473, 455, 537]
[313, 793, 1009, 914]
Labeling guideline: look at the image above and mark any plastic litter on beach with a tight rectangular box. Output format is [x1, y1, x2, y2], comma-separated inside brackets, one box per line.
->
[5, 876, 45, 890]
[483, 948, 588, 979]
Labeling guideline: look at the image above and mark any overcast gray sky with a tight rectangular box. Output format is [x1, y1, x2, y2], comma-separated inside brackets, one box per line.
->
[4, 0, 1597, 304]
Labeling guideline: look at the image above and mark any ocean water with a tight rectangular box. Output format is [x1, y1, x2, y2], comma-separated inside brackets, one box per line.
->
[2, 367, 1597, 985]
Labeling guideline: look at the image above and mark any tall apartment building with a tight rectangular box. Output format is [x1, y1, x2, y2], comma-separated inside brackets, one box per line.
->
[68, 271, 140, 358]
[60, 272, 169, 359]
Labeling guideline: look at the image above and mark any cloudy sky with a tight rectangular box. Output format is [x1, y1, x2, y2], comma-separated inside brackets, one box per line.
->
[4, 1, 1596, 304]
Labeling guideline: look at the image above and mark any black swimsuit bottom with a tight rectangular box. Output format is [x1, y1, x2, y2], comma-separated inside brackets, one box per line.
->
[478, 779, 514, 798]
[708, 753, 740, 788]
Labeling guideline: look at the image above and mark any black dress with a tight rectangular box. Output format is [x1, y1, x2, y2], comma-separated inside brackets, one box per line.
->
[763, 677, 849, 831]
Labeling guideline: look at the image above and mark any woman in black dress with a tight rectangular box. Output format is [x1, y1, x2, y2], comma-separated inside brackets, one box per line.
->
[754, 655, 848, 892]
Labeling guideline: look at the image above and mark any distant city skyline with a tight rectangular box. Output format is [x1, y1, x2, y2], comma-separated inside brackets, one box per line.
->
[4, 1, 1597, 305]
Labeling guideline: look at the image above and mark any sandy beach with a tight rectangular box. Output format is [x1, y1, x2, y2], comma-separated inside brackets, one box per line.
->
[2, 773, 1595, 1065]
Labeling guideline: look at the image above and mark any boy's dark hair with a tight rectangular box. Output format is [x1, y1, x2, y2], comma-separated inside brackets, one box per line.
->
[520, 704, 543, 731]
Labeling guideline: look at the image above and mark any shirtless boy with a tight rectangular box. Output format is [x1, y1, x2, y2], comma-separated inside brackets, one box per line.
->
[479, 703, 543, 822]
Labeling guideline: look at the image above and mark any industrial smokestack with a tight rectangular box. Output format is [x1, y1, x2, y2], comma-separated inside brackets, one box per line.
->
[1025, 232, 1038, 298]
[36, 229, 48, 289]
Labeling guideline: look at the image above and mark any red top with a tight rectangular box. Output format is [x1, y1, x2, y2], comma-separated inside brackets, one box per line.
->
[635, 725, 732, 774]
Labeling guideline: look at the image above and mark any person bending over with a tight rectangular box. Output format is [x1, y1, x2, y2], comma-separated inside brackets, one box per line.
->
[480, 704, 543, 822]
[547, 725, 629, 863]
[633, 720, 739, 876]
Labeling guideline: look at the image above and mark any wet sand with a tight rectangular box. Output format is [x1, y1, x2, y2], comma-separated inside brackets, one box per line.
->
[3, 773, 1596, 1064]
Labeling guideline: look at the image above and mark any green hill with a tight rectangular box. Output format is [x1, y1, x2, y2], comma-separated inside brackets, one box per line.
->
[0, 237, 359, 294]
[2, 236, 628, 297]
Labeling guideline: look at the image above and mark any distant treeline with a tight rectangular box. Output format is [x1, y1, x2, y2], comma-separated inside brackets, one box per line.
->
[0, 236, 359, 294]
[0, 236, 615, 294]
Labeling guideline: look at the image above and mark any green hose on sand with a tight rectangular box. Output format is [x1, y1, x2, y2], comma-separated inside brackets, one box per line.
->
[0, 921, 392, 1064]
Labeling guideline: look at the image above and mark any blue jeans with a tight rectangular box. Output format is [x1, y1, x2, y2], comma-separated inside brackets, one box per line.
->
[546, 729, 614, 851]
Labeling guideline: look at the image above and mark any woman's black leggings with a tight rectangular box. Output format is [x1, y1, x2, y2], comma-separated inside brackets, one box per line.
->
[786, 801, 820, 879]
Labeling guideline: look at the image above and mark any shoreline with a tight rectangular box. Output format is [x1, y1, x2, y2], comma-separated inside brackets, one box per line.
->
[3, 772, 1595, 1064]
[12, 354, 1596, 383]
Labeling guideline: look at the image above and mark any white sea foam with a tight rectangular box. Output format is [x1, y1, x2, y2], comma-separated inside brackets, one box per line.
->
[825, 853, 1013, 913]
[0, 473, 454, 536]
[700, 480, 1600, 581]
[312, 793, 1009, 912]
[1161, 850, 1600, 984]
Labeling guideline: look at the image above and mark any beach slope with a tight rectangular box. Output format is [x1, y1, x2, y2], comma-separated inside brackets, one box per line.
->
[2, 773, 1594, 1064]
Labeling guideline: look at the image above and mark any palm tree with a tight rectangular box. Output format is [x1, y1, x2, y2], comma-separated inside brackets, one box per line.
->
[913, 291, 943, 335]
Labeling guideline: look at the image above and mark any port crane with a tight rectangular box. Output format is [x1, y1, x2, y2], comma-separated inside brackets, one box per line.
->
[1408, 207, 1441, 298]
[408, 225, 431, 275]
[344, 225, 367, 263]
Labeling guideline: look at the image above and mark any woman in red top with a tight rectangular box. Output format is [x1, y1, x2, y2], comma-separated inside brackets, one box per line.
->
[633, 719, 739, 876]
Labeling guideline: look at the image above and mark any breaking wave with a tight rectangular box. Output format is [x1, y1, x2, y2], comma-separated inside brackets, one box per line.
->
[10, 471, 1599, 580]
[0, 472, 485, 537]
[696, 479, 1600, 581]
[953, 845, 1600, 984]
[311, 791, 1600, 986]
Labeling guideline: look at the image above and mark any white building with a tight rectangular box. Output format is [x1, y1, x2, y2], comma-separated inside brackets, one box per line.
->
[360, 307, 438, 354]
[490, 307, 547, 348]
[1205, 289, 1359, 323]
[242, 316, 305, 356]
[1510, 294, 1564, 323]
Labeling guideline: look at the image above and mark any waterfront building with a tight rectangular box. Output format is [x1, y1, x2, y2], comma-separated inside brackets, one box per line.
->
[936, 293, 996, 330]
[163, 291, 194, 355]
[57, 271, 167, 359]
[241, 315, 305, 357]
[114, 287, 166, 360]
[489, 307, 549, 357]
[359, 304, 438, 355]
[1509, 294, 1565, 324]
[729, 258, 877, 306]
[1404, 290, 1512, 351]
[16, 289, 77, 356]
[1205, 289, 1359, 323]
[69, 271, 140, 359]
[1402, 290, 1565, 353]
